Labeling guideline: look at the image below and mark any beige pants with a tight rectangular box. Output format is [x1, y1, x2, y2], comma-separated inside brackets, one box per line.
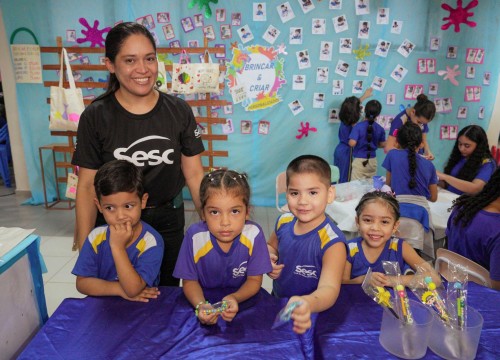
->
[351, 158, 377, 180]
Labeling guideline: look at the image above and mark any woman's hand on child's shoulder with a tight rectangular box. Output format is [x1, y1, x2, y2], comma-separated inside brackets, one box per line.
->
[370, 272, 391, 287]
[289, 296, 312, 334]
[122, 287, 160, 302]
[268, 254, 284, 279]
[221, 295, 239, 322]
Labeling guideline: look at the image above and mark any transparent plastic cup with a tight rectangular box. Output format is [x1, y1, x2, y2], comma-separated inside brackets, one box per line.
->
[379, 299, 434, 359]
[428, 306, 483, 360]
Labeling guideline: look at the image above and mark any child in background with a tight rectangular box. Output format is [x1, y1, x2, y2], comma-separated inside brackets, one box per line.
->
[173, 170, 272, 325]
[268, 155, 346, 334]
[333, 88, 373, 183]
[342, 191, 435, 286]
[385, 94, 436, 160]
[437, 125, 496, 195]
[349, 100, 386, 180]
[382, 122, 438, 201]
[72, 160, 164, 302]
[446, 168, 500, 290]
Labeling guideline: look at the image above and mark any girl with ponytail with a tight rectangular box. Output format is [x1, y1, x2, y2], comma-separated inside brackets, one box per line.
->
[382, 122, 438, 201]
[385, 94, 436, 160]
[348, 100, 386, 180]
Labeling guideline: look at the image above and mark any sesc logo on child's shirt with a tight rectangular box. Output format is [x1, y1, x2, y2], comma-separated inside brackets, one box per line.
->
[294, 265, 318, 279]
[232, 261, 248, 278]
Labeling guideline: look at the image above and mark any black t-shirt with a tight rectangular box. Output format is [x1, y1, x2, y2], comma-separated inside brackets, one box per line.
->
[72, 92, 204, 206]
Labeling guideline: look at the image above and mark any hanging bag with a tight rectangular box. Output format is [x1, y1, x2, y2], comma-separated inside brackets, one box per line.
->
[49, 48, 85, 131]
[171, 50, 219, 94]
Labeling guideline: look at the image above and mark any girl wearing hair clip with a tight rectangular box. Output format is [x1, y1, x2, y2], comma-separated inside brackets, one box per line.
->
[342, 191, 436, 287]
[173, 169, 272, 325]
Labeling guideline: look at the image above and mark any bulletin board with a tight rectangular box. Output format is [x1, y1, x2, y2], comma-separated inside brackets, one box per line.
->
[2, 0, 500, 206]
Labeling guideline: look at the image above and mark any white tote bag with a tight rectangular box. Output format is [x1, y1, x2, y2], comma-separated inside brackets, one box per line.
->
[49, 48, 85, 131]
[171, 50, 220, 95]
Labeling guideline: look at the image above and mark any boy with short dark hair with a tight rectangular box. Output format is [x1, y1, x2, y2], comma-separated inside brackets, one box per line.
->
[72, 160, 164, 302]
[267, 155, 346, 334]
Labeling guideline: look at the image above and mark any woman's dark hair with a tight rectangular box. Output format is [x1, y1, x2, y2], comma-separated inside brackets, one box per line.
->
[413, 94, 436, 122]
[362, 100, 382, 167]
[443, 125, 493, 182]
[94, 160, 144, 200]
[451, 167, 500, 227]
[95, 22, 156, 101]
[355, 191, 400, 220]
[397, 122, 423, 189]
[339, 96, 361, 126]
[200, 169, 251, 210]
[286, 154, 331, 188]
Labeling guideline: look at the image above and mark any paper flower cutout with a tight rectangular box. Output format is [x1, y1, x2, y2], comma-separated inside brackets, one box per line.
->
[296, 122, 317, 139]
[438, 65, 461, 86]
[76, 18, 111, 48]
[188, 0, 219, 19]
[441, 0, 478, 32]
[353, 43, 371, 60]
[277, 43, 288, 55]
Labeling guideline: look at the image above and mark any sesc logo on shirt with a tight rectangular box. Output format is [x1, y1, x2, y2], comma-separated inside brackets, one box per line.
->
[232, 261, 248, 278]
[294, 265, 318, 279]
[114, 135, 175, 167]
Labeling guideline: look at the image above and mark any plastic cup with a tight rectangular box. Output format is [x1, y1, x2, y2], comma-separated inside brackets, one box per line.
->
[428, 306, 483, 360]
[379, 299, 434, 359]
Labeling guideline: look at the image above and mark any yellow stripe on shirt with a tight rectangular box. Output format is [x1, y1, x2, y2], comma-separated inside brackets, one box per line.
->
[88, 227, 107, 254]
[348, 242, 359, 258]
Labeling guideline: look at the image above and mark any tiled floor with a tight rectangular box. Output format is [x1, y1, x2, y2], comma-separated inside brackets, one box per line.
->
[0, 189, 279, 316]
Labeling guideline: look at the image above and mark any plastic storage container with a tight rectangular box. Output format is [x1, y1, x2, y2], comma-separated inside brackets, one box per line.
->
[428, 306, 483, 360]
[379, 299, 434, 359]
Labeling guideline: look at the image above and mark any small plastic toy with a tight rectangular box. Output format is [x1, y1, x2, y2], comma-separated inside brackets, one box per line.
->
[396, 284, 414, 324]
[203, 300, 228, 315]
[272, 301, 302, 329]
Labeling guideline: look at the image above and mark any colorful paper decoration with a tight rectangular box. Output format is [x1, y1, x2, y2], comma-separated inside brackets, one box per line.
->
[441, 0, 478, 32]
[296, 122, 317, 139]
[438, 64, 461, 86]
[352, 43, 371, 60]
[76, 18, 111, 47]
[188, 0, 219, 19]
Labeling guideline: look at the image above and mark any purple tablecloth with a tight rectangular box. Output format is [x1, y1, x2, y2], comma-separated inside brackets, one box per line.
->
[19, 283, 499, 359]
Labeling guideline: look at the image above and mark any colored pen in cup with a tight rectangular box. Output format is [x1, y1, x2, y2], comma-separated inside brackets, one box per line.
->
[454, 282, 465, 329]
[375, 286, 399, 319]
[424, 276, 449, 322]
[396, 284, 413, 324]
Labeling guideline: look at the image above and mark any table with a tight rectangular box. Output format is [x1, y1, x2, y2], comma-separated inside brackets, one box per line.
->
[19, 283, 499, 359]
[0, 232, 47, 359]
[327, 186, 458, 238]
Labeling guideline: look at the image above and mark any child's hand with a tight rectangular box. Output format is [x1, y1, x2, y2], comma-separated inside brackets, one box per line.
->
[109, 221, 134, 248]
[221, 295, 239, 322]
[122, 287, 160, 302]
[197, 303, 219, 325]
[370, 272, 390, 287]
[423, 152, 435, 161]
[288, 296, 312, 334]
[268, 254, 284, 279]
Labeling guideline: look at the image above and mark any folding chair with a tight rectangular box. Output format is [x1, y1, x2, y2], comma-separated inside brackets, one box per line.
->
[275, 171, 289, 213]
[434, 248, 492, 288]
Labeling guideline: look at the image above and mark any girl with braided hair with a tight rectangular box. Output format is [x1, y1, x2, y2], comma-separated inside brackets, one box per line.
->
[437, 125, 496, 195]
[446, 167, 500, 290]
[333, 88, 373, 183]
[349, 99, 386, 180]
[385, 94, 436, 160]
[382, 122, 438, 201]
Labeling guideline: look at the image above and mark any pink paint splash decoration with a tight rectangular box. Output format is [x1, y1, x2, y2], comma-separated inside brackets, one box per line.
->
[441, 0, 478, 32]
[438, 65, 461, 86]
[296, 122, 317, 139]
[76, 18, 111, 47]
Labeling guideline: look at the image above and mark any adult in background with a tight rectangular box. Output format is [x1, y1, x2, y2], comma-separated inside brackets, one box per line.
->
[72, 22, 205, 286]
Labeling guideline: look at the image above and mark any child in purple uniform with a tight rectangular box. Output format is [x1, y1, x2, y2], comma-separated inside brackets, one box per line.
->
[349, 100, 386, 180]
[333, 88, 373, 183]
[385, 94, 436, 160]
[173, 170, 272, 325]
[342, 191, 436, 286]
[268, 155, 346, 334]
[72, 160, 164, 302]
[437, 125, 496, 195]
[446, 168, 500, 290]
[383, 122, 438, 201]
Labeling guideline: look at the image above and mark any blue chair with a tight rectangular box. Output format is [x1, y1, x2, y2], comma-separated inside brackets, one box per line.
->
[0, 123, 12, 187]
